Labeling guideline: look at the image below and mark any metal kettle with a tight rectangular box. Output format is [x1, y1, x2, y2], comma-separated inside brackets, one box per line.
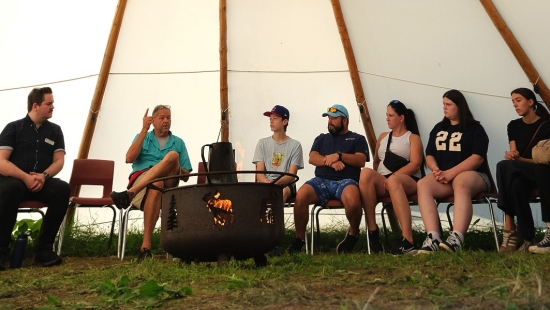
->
[200, 142, 238, 183]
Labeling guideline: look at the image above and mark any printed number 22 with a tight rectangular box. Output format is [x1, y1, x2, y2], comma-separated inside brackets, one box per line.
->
[435, 131, 462, 151]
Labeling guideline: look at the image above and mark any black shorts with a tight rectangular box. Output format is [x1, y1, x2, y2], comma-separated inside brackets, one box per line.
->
[383, 174, 420, 182]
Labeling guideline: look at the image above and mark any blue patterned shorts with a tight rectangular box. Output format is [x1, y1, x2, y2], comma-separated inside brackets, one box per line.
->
[305, 177, 359, 206]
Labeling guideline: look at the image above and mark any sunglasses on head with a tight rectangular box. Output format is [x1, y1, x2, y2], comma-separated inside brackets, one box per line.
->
[327, 107, 343, 113]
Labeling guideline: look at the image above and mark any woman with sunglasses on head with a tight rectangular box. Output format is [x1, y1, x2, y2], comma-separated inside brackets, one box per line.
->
[417, 89, 490, 254]
[359, 100, 423, 255]
[496, 87, 550, 253]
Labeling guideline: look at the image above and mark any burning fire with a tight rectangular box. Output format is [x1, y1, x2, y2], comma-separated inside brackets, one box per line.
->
[203, 191, 234, 226]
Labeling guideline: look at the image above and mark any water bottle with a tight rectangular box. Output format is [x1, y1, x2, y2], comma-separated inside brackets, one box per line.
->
[10, 233, 29, 269]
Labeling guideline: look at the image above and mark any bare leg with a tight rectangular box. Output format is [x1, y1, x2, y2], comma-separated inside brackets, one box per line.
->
[293, 184, 320, 240]
[341, 184, 362, 237]
[129, 151, 181, 196]
[450, 171, 487, 235]
[358, 168, 387, 232]
[417, 174, 454, 233]
[386, 174, 418, 242]
[140, 180, 163, 251]
[504, 214, 516, 231]
[282, 186, 291, 204]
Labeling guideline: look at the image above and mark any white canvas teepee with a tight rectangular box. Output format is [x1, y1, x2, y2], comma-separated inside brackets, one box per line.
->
[1, 0, 549, 230]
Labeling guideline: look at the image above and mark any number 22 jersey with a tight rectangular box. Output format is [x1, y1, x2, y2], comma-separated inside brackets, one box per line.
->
[425, 122, 489, 174]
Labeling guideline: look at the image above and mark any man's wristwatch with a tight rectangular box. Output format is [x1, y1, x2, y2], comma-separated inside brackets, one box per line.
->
[337, 151, 342, 161]
[43, 172, 51, 180]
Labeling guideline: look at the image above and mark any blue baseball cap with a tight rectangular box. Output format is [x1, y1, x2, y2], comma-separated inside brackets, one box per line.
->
[263, 105, 289, 120]
[322, 104, 349, 118]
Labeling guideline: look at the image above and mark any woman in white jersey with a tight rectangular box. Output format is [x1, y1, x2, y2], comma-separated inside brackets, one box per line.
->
[359, 100, 423, 255]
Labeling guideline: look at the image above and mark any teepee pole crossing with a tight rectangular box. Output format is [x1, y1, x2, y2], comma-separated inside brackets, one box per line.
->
[480, 0, 550, 108]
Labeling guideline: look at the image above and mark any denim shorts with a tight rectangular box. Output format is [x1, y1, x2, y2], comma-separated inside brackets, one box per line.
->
[476, 172, 491, 192]
[305, 177, 359, 206]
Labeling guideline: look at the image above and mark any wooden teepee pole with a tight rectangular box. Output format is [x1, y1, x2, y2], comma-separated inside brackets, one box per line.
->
[480, 0, 550, 108]
[331, 0, 376, 155]
[77, 0, 128, 159]
[219, 0, 229, 142]
[331, 0, 400, 232]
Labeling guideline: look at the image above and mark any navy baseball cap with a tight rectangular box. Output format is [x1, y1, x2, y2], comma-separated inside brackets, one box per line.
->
[263, 105, 290, 120]
[322, 104, 349, 118]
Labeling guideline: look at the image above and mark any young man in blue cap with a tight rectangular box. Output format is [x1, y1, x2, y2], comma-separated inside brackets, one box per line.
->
[253, 105, 304, 203]
[288, 104, 369, 254]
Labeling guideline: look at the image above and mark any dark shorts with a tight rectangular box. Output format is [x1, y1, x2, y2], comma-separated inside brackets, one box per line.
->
[305, 177, 358, 206]
[383, 174, 420, 182]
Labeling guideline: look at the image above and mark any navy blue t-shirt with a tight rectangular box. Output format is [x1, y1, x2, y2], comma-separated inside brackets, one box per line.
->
[310, 131, 369, 181]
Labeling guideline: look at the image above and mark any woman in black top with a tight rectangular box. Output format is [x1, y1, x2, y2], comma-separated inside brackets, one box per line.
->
[496, 87, 550, 253]
[417, 90, 490, 254]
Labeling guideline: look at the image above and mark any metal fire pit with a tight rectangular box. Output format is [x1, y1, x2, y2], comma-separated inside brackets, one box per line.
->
[147, 171, 298, 264]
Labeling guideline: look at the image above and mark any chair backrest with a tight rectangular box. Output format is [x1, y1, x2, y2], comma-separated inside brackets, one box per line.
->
[197, 162, 206, 184]
[69, 159, 115, 198]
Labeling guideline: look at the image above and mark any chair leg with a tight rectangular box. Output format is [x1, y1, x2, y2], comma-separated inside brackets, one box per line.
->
[121, 206, 139, 261]
[106, 205, 117, 251]
[446, 203, 454, 232]
[380, 204, 392, 250]
[365, 212, 371, 255]
[486, 198, 500, 251]
[117, 209, 123, 259]
[310, 204, 319, 255]
[121, 208, 130, 261]
[315, 206, 324, 254]
[56, 216, 67, 255]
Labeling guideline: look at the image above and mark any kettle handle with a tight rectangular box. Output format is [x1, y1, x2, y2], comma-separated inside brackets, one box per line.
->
[200, 144, 212, 184]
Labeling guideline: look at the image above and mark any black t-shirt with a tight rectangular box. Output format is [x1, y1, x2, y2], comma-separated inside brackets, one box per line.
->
[0, 115, 65, 174]
[507, 117, 550, 159]
[426, 122, 489, 174]
[310, 131, 369, 181]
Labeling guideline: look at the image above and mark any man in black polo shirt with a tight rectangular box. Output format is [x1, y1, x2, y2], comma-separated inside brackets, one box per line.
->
[0, 87, 70, 270]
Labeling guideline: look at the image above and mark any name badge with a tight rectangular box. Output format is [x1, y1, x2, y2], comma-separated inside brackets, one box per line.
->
[45, 138, 55, 145]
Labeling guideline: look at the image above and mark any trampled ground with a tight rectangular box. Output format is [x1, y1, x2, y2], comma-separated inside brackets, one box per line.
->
[2, 251, 550, 309]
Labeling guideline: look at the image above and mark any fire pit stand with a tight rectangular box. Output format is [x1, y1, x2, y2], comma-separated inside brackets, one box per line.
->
[147, 171, 298, 266]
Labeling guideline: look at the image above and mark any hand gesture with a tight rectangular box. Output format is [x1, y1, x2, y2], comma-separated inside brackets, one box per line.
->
[142, 108, 153, 132]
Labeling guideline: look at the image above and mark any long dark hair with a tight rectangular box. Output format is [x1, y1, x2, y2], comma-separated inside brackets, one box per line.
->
[388, 100, 420, 136]
[389, 100, 425, 176]
[511, 87, 549, 119]
[440, 89, 479, 132]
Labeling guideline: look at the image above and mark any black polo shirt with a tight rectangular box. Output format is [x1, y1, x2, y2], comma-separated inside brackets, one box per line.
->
[0, 114, 65, 174]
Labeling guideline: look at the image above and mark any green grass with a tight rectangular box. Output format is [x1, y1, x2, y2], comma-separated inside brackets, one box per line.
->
[2, 226, 550, 309]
